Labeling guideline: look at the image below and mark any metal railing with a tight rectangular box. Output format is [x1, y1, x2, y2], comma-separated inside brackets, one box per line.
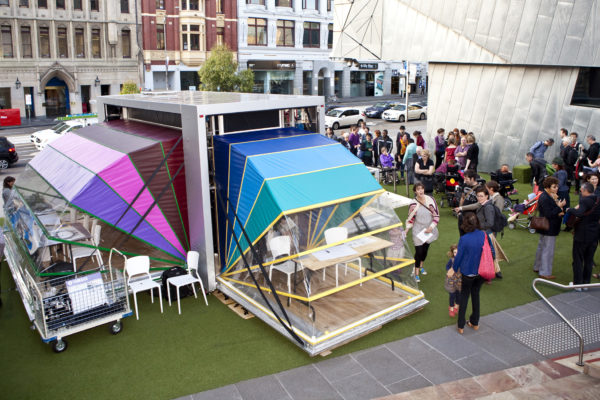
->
[532, 278, 600, 366]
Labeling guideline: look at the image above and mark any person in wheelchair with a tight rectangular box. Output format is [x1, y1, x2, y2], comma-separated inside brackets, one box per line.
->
[379, 147, 398, 184]
[491, 164, 517, 196]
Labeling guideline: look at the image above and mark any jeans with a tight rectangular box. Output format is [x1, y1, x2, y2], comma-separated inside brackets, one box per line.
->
[449, 291, 460, 307]
[572, 240, 598, 285]
[534, 234, 557, 276]
[457, 275, 484, 329]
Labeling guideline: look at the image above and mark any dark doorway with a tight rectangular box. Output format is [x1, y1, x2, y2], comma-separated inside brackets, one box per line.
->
[180, 71, 200, 90]
[25, 87, 35, 118]
[101, 84, 110, 96]
[81, 85, 91, 113]
[44, 77, 70, 117]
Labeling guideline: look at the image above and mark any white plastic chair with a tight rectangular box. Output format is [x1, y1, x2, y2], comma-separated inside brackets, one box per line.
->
[125, 255, 163, 320]
[324, 227, 362, 286]
[268, 236, 303, 293]
[71, 225, 103, 269]
[166, 251, 208, 314]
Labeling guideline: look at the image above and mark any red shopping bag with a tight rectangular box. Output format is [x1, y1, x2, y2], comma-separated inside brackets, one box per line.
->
[478, 232, 495, 280]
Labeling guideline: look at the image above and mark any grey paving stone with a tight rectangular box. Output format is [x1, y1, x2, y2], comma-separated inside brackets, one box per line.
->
[235, 375, 291, 400]
[418, 326, 482, 361]
[546, 298, 594, 319]
[482, 311, 535, 336]
[503, 303, 543, 320]
[387, 336, 472, 384]
[315, 355, 366, 383]
[522, 309, 562, 326]
[174, 396, 192, 400]
[329, 372, 390, 400]
[455, 350, 510, 376]
[570, 295, 600, 314]
[385, 374, 433, 394]
[353, 346, 418, 386]
[277, 365, 342, 400]
[190, 385, 241, 400]
[554, 290, 589, 304]
[464, 326, 545, 365]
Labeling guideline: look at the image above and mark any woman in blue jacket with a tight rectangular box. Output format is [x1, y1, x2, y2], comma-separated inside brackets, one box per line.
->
[450, 212, 494, 334]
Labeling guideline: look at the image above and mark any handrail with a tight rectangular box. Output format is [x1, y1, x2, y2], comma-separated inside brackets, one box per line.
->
[532, 278, 600, 367]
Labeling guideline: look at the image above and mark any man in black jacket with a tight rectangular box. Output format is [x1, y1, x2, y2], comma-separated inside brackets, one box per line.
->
[584, 135, 599, 167]
[567, 182, 600, 286]
[526, 152, 547, 189]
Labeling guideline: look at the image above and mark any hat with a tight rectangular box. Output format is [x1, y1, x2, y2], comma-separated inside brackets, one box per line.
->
[552, 157, 564, 166]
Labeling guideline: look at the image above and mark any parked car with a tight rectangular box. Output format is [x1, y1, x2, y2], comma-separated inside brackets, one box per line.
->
[32, 119, 98, 150]
[363, 101, 399, 119]
[324, 107, 364, 130]
[0, 136, 19, 169]
[381, 104, 427, 122]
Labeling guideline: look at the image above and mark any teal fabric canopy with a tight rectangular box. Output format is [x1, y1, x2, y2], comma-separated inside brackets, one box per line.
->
[213, 128, 382, 272]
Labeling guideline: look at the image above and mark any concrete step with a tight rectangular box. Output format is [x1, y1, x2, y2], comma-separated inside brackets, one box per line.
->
[584, 357, 600, 379]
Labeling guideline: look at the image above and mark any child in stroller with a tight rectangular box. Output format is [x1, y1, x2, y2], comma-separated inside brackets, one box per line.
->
[507, 191, 541, 233]
[490, 164, 518, 210]
[435, 159, 464, 207]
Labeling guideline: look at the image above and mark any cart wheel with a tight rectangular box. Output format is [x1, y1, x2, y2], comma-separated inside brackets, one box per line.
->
[110, 322, 122, 335]
[508, 223, 515, 230]
[503, 197, 512, 210]
[52, 339, 68, 353]
[529, 228, 537, 234]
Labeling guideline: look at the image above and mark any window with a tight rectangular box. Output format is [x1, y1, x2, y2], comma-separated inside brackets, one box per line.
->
[327, 0, 332, 11]
[571, 67, 600, 108]
[121, 29, 130, 58]
[303, 0, 317, 10]
[38, 0, 47, 8]
[190, 24, 199, 50]
[56, 0, 64, 9]
[90, 0, 98, 11]
[39, 26, 50, 57]
[19, 0, 29, 6]
[276, 20, 294, 47]
[246, 0, 264, 4]
[247, 18, 266, 46]
[91, 28, 101, 57]
[156, 24, 165, 50]
[73, 0, 81, 10]
[0, 0, 8, 6]
[1, 25, 12, 58]
[75, 27, 85, 57]
[275, 0, 291, 6]
[216, 0, 223, 13]
[303, 22, 319, 48]
[216, 27, 224, 46]
[189, 0, 198, 10]
[120, 0, 128, 13]
[156, 0, 164, 9]
[57, 27, 68, 57]
[328, 23, 333, 49]
[20, 26, 32, 58]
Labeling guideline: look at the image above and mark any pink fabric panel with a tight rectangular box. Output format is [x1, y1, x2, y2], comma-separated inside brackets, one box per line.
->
[50, 133, 123, 174]
[99, 156, 186, 255]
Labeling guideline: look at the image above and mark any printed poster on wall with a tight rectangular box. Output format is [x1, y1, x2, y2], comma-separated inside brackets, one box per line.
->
[374, 71, 384, 96]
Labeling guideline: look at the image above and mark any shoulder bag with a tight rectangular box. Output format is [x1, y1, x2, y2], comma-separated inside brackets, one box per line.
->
[478, 232, 495, 281]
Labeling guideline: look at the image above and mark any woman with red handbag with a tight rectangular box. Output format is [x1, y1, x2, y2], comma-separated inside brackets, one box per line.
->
[450, 212, 495, 334]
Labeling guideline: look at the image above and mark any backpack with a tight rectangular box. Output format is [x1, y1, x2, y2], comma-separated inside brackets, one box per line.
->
[492, 206, 508, 234]
[161, 267, 194, 300]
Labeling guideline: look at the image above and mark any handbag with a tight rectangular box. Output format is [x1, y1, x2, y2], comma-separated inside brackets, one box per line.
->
[444, 271, 462, 293]
[478, 232, 495, 280]
[529, 216, 549, 231]
[566, 197, 600, 229]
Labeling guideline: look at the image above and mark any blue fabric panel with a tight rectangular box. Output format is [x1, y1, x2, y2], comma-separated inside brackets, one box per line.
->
[215, 127, 310, 146]
[267, 163, 381, 212]
[233, 133, 331, 157]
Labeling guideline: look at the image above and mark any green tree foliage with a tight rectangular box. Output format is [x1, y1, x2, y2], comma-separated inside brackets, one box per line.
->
[120, 81, 139, 94]
[197, 45, 254, 92]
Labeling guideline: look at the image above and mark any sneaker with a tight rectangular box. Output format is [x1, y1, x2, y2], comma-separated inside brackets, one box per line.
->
[420, 267, 427, 275]
[449, 306, 455, 317]
[415, 275, 420, 283]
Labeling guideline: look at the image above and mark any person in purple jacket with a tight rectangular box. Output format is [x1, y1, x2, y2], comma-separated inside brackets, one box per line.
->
[450, 212, 495, 334]
[348, 125, 360, 156]
[434, 128, 446, 170]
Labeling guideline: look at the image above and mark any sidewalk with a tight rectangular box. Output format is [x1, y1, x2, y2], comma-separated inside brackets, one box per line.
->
[332, 93, 427, 106]
[0, 116, 56, 131]
[181, 289, 600, 400]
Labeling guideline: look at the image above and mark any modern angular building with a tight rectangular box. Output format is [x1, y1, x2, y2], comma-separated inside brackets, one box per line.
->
[333, 0, 600, 171]
[141, 0, 238, 91]
[0, 0, 140, 117]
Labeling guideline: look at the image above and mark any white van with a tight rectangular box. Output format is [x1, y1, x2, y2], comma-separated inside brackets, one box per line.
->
[32, 118, 98, 150]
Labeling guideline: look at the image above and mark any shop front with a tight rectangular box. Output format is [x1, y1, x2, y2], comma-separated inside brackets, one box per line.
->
[349, 63, 382, 97]
[247, 60, 295, 94]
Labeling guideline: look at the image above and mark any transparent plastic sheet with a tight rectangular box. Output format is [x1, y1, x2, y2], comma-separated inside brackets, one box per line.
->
[5, 166, 182, 278]
[219, 193, 420, 343]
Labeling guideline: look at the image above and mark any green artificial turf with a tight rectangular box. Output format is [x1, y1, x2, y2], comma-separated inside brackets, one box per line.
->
[0, 176, 588, 399]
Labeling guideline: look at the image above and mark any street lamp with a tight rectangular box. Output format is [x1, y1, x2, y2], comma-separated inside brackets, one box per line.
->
[94, 76, 101, 87]
[15, 78, 21, 89]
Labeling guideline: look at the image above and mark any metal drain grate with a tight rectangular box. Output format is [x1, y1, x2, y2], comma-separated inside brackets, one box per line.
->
[513, 314, 600, 356]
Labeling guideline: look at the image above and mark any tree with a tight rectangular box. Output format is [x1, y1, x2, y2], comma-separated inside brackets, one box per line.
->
[197, 45, 254, 93]
[120, 81, 139, 94]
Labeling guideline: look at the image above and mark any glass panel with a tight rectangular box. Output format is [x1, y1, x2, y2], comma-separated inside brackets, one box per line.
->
[73, 0, 81, 10]
[276, 0, 291, 6]
[189, 0, 198, 10]
[156, 25, 165, 50]
[56, 0, 64, 9]
[91, 28, 101, 58]
[21, 26, 32, 58]
[120, 0, 128, 13]
[38, 0, 47, 8]
[90, 0, 98, 11]
[122, 30, 130, 58]
[75, 28, 85, 58]
[57, 27, 68, 58]
[39, 26, 50, 58]
[1, 25, 13, 58]
[190, 33, 199, 50]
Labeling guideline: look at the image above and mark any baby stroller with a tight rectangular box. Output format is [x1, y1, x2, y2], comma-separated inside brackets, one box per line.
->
[490, 171, 519, 211]
[441, 170, 463, 208]
[507, 192, 541, 234]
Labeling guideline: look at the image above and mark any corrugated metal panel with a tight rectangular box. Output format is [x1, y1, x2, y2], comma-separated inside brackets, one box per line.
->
[499, 0, 526, 60]
[463, 0, 483, 40]
[486, 0, 511, 55]
[541, 1, 572, 64]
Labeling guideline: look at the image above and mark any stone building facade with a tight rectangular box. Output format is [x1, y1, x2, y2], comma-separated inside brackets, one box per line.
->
[0, 0, 140, 117]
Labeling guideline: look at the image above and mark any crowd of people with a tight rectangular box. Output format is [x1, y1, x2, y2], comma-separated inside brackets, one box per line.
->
[327, 123, 600, 335]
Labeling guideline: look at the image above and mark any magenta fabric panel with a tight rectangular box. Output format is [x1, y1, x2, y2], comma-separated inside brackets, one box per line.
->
[50, 132, 123, 174]
[98, 156, 186, 256]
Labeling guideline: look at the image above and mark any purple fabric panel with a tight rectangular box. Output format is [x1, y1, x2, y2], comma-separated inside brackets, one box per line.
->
[72, 176, 186, 260]
[50, 132, 124, 174]
[98, 156, 185, 256]
[30, 146, 95, 201]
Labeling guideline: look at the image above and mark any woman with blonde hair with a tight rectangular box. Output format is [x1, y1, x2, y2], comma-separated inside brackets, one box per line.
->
[415, 148, 435, 194]
[465, 134, 479, 172]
